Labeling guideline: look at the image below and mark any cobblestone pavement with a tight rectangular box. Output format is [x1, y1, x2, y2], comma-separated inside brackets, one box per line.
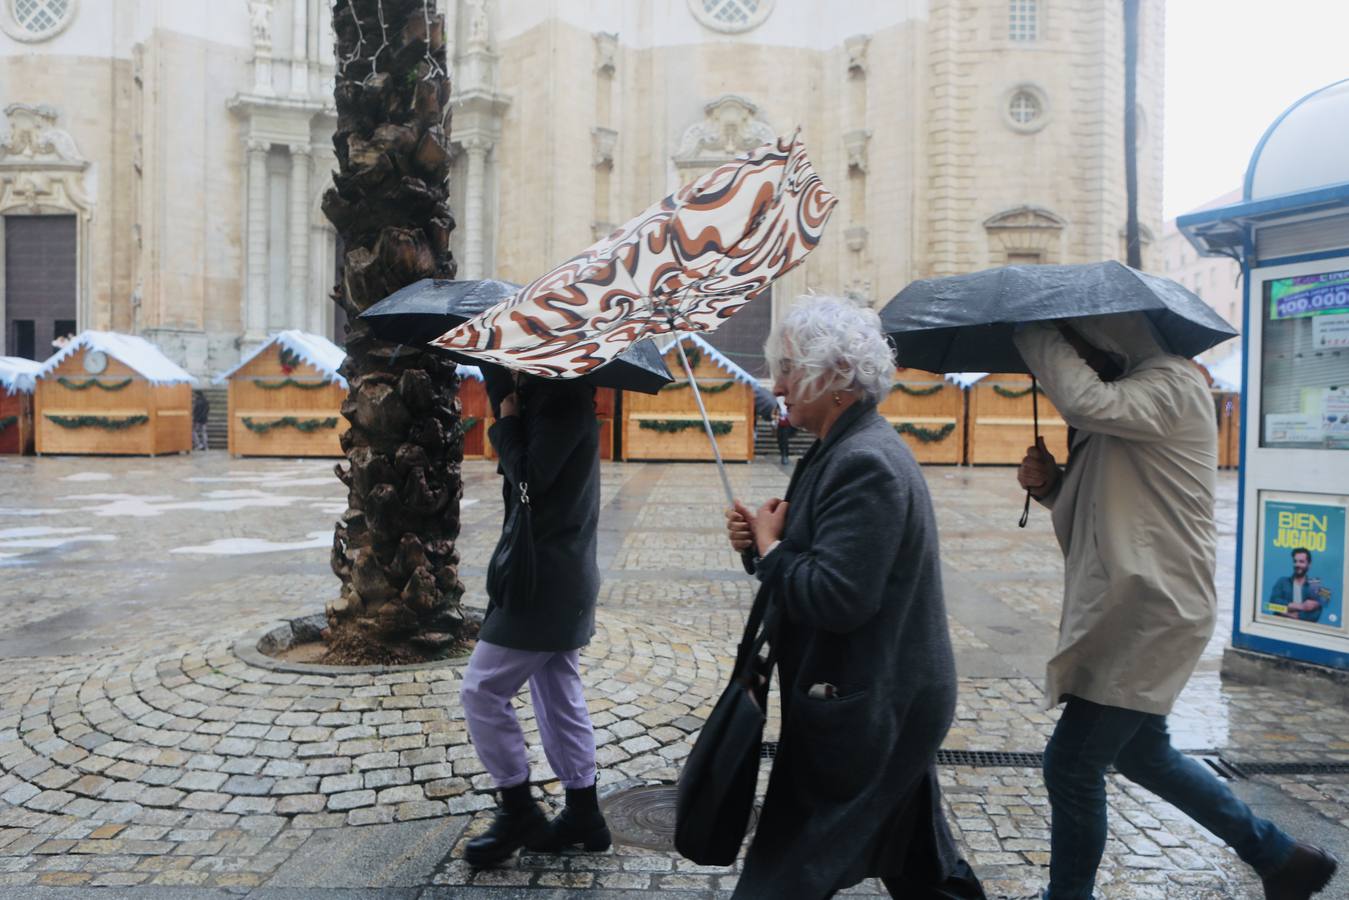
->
[0, 452, 1344, 898]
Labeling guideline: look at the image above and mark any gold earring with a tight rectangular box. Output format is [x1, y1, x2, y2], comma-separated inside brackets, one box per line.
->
[833, 392, 842, 406]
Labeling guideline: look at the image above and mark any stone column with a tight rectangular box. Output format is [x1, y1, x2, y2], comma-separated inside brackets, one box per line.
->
[463, 135, 491, 279]
[288, 144, 312, 330]
[245, 139, 270, 341]
[291, 0, 308, 96]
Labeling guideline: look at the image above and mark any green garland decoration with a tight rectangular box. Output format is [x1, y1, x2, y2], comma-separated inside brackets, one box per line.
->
[253, 377, 335, 391]
[0, 415, 16, 433]
[639, 418, 733, 436]
[890, 382, 944, 397]
[48, 414, 148, 431]
[242, 416, 339, 434]
[993, 384, 1040, 399]
[456, 416, 480, 437]
[894, 422, 956, 443]
[663, 379, 738, 394]
[279, 347, 302, 370]
[681, 346, 704, 370]
[58, 377, 133, 392]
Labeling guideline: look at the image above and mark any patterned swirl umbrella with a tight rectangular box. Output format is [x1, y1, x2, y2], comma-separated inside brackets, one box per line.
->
[432, 132, 837, 503]
[430, 132, 837, 376]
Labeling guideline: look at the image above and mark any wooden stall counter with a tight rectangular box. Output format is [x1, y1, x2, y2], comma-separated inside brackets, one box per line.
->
[34, 333, 195, 456]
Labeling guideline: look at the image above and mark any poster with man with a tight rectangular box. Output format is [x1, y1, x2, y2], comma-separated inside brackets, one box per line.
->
[1259, 496, 1346, 631]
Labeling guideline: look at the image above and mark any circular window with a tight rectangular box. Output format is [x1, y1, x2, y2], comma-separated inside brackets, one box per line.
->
[4, 0, 75, 42]
[689, 0, 773, 34]
[1004, 85, 1050, 134]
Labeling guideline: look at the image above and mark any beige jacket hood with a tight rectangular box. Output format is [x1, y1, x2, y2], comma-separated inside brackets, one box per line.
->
[1015, 315, 1217, 715]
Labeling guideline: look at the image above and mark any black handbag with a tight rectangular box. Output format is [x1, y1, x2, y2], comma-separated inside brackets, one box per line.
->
[485, 466, 536, 609]
[674, 580, 776, 866]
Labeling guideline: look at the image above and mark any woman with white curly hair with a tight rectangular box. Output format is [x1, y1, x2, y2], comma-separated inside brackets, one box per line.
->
[726, 298, 984, 899]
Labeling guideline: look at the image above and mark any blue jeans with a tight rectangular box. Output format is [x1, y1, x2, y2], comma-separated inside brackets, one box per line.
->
[1042, 695, 1293, 899]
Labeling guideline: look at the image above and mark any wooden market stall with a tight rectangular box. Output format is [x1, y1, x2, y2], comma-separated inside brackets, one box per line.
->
[622, 333, 756, 462]
[0, 357, 40, 455]
[966, 374, 1070, 465]
[457, 366, 490, 459]
[1216, 391, 1240, 469]
[461, 364, 617, 461]
[215, 331, 346, 458]
[33, 332, 195, 456]
[878, 371, 968, 464]
[1206, 354, 1242, 470]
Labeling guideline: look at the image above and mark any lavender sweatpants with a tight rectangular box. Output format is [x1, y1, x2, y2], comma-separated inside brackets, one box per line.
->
[460, 640, 597, 791]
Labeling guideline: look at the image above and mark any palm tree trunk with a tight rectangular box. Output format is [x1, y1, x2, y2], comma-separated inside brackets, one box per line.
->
[1123, 0, 1142, 268]
[322, 0, 467, 651]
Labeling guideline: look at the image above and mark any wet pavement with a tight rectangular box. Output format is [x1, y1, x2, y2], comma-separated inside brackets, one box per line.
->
[0, 452, 1344, 898]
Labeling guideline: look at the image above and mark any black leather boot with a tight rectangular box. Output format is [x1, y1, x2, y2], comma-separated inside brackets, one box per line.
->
[1262, 842, 1338, 900]
[463, 783, 548, 868]
[525, 783, 612, 853]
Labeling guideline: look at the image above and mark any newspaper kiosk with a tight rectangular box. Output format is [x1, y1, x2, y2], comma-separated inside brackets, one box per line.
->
[1179, 79, 1349, 688]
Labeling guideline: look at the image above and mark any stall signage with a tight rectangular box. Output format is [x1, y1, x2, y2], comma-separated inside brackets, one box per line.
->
[1269, 269, 1349, 320]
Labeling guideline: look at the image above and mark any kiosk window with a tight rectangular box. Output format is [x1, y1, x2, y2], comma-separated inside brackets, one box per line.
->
[1261, 268, 1349, 450]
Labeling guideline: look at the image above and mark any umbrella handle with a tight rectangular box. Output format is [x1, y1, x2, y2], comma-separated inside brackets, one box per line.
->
[675, 339, 736, 509]
[1018, 376, 1040, 529]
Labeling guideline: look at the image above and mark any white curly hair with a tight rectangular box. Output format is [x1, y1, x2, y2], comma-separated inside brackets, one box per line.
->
[765, 296, 895, 405]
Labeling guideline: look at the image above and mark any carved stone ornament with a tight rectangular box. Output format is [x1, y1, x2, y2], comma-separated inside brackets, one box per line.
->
[844, 277, 872, 303]
[845, 34, 870, 75]
[984, 206, 1067, 261]
[673, 95, 776, 169]
[845, 225, 868, 253]
[0, 104, 92, 216]
[246, 0, 272, 50]
[594, 31, 618, 75]
[843, 128, 871, 174]
[466, 0, 490, 49]
[591, 127, 617, 169]
[983, 205, 1067, 232]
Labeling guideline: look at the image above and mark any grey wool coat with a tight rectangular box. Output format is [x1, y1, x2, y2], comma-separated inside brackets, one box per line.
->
[480, 378, 600, 652]
[734, 401, 963, 900]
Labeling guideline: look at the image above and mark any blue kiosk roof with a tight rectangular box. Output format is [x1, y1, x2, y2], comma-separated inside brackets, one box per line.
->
[1178, 78, 1349, 257]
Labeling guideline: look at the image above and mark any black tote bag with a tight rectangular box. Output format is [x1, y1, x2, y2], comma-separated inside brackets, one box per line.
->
[674, 581, 775, 866]
[485, 464, 536, 608]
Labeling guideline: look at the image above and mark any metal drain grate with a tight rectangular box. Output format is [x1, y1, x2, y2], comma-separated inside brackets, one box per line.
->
[1228, 760, 1349, 777]
[600, 785, 759, 851]
[937, 749, 1046, 768]
[756, 742, 1349, 779]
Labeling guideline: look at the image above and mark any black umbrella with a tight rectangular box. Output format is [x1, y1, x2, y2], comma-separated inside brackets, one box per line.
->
[880, 260, 1237, 374]
[881, 261, 1238, 526]
[360, 279, 674, 394]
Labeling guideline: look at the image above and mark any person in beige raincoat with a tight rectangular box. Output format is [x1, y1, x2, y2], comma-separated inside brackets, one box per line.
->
[1016, 314, 1337, 900]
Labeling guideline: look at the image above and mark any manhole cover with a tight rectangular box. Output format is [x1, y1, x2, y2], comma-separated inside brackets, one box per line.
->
[600, 785, 759, 851]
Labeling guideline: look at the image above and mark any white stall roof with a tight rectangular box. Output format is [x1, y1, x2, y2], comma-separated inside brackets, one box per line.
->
[215, 330, 348, 389]
[0, 356, 41, 395]
[36, 332, 197, 385]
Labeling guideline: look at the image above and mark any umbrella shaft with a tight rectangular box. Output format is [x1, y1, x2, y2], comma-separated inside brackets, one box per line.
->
[675, 340, 736, 508]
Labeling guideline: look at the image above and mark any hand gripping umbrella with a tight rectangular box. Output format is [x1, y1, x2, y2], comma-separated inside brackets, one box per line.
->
[880, 260, 1238, 524]
[359, 278, 674, 394]
[432, 132, 838, 504]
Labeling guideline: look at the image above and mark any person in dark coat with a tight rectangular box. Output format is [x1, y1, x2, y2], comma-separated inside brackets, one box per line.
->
[726, 298, 984, 899]
[459, 367, 610, 867]
[191, 390, 209, 450]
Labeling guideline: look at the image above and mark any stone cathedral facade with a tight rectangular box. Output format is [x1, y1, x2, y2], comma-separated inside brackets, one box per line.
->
[1, 0, 1163, 376]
